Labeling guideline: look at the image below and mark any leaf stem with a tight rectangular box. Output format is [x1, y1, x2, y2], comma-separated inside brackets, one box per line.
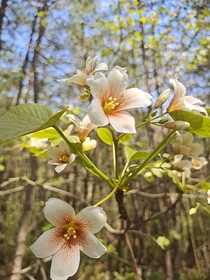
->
[94, 181, 118, 206]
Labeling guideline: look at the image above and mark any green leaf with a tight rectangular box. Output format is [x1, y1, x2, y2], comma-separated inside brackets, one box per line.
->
[124, 146, 137, 161]
[0, 104, 68, 144]
[156, 236, 170, 249]
[118, 134, 133, 144]
[32, 127, 61, 139]
[200, 181, 210, 191]
[170, 110, 210, 137]
[131, 151, 150, 161]
[97, 128, 113, 145]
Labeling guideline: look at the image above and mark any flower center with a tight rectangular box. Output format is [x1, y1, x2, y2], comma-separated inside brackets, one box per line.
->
[103, 97, 119, 115]
[58, 152, 69, 163]
[64, 221, 77, 240]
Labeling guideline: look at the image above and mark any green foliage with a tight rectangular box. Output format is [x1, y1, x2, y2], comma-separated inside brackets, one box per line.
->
[97, 128, 113, 145]
[170, 110, 210, 137]
[0, 104, 68, 144]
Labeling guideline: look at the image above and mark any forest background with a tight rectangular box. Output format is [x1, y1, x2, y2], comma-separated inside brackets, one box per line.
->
[0, 0, 210, 279]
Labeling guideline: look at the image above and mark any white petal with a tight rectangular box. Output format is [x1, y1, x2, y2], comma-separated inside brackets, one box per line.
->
[88, 99, 109, 126]
[30, 228, 62, 258]
[169, 79, 186, 98]
[184, 95, 204, 105]
[55, 164, 68, 173]
[81, 232, 106, 258]
[107, 66, 128, 98]
[86, 72, 109, 99]
[119, 88, 152, 110]
[51, 246, 80, 280]
[44, 198, 75, 226]
[58, 74, 87, 86]
[109, 111, 136, 133]
[93, 62, 108, 73]
[77, 206, 107, 234]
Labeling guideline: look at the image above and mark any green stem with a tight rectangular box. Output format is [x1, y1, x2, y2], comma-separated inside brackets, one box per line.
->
[112, 136, 119, 180]
[53, 125, 114, 188]
[94, 182, 118, 206]
[121, 131, 176, 186]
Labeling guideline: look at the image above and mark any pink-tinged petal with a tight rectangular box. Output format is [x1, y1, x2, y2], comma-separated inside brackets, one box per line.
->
[51, 246, 80, 280]
[184, 96, 204, 105]
[58, 74, 87, 86]
[109, 111, 136, 133]
[88, 99, 109, 126]
[119, 88, 152, 110]
[81, 232, 106, 258]
[77, 206, 107, 234]
[55, 163, 68, 173]
[169, 79, 186, 98]
[30, 228, 62, 258]
[107, 66, 128, 98]
[87, 72, 109, 99]
[44, 198, 75, 226]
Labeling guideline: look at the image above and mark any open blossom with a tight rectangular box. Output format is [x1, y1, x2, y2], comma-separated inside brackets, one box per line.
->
[172, 154, 192, 177]
[67, 114, 96, 142]
[30, 198, 107, 280]
[58, 56, 108, 87]
[167, 79, 206, 114]
[173, 132, 203, 158]
[191, 157, 207, 170]
[48, 141, 76, 173]
[86, 66, 152, 133]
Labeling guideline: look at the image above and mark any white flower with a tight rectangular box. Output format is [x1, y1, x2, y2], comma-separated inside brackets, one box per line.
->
[167, 79, 206, 114]
[82, 137, 97, 151]
[67, 114, 96, 142]
[86, 66, 152, 133]
[30, 198, 107, 280]
[173, 132, 203, 158]
[172, 154, 192, 177]
[48, 141, 76, 173]
[191, 157, 207, 170]
[58, 56, 108, 87]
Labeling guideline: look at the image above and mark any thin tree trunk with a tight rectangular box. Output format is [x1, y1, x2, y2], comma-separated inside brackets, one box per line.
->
[0, 0, 8, 50]
[10, 156, 38, 280]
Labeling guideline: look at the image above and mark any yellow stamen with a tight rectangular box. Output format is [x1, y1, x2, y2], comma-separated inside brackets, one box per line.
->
[64, 221, 77, 240]
[103, 97, 119, 115]
[58, 153, 69, 163]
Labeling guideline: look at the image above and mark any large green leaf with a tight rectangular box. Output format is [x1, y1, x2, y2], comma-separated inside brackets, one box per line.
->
[0, 104, 67, 143]
[97, 127, 113, 145]
[170, 110, 210, 137]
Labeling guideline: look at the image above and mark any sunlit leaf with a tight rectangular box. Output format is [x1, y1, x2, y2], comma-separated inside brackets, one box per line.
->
[97, 128, 113, 145]
[0, 104, 68, 144]
[170, 110, 210, 137]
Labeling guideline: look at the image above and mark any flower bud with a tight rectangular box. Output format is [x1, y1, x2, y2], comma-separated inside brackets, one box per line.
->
[154, 89, 170, 109]
[164, 121, 190, 131]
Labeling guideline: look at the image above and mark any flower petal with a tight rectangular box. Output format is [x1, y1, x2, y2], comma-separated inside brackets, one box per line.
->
[51, 246, 80, 280]
[55, 164, 68, 173]
[93, 62, 108, 73]
[81, 232, 106, 258]
[30, 228, 62, 258]
[119, 88, 152, 110]
[107, 66, 128, 98]
[58, 74, 87, 86]
[109, 111, 136, 133]
[77, 206, 107, 234]
[88, 99, 109, 126]
[87, 72, 109, 99]
[44, 198, 75, 226]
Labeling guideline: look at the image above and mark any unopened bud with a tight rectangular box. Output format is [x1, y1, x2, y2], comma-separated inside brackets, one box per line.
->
[158, 118, 169, 124]
[82, 137, 97, 151]
[79, 91, 90, 102]
[154, 89, 170, 109]
[164, 121, 190, 130]
[189, 207, 197, 215]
